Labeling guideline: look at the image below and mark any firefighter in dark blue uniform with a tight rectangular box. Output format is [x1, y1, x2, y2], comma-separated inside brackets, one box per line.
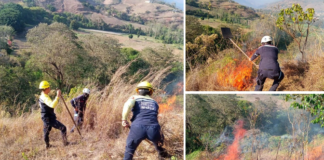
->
[250, 36, 285, 91]
[38, 81, 68, 149]
[122, 81, 168, 160]
[70, 88, 90, 133]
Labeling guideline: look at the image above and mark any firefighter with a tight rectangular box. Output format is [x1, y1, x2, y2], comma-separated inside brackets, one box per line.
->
[38, 81, 68, 149]
[250, 36, 285, 91]
[70, 88, 90, 133]
[122, 81, 168, 160]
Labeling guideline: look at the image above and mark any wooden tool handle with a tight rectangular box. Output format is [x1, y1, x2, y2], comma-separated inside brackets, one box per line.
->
[229, 38, 258, 68]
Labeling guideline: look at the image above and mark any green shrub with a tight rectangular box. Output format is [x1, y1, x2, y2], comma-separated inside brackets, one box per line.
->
[121, 48, 139, 61]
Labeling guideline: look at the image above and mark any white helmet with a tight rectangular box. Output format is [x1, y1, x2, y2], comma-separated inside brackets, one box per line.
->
[261, 36, 273, 43]
[83, 88, 90, 94]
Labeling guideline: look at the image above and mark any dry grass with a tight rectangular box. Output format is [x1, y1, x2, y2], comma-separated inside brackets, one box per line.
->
[275, 57, 324, 91]
[0, 61, 183, 160]
[186, 52, 324, 91]
[188, 133, 324, 160]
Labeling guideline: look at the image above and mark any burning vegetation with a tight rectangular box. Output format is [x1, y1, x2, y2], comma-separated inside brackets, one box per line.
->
[216, 59, 253, 91]
[186, 94, 324, 160]
[158, 82, 183, 113]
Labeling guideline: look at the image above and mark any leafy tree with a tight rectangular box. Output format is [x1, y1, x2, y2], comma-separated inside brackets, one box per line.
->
[53, 15, 67, 23]
[186, 94, 242, 153]
[0, 3, 25, 32]
[137, 30, 140, 38]
[128, 34, 133, 39]
[26, 23, 84, 89]
[276, 4, 315, 61]
[47, 4, 56, 12]
[286, 94, 324, 127]
[24, 7, 51, 25]
[121, 47, 139, 61]
[186, 16, 203, 43]
[0, 25, 15, 50]
[69, 20, 79, 30]
[23, 0, 36, 7]
[0, 66, 40, 112]
[78, 34, 125, 85]
[126, 6, 132, 14]
[127, 24, 133, 33]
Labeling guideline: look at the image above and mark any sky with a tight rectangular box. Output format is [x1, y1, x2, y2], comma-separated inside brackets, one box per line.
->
[163, 0, 184, 10]
[233, 0, 281, 8]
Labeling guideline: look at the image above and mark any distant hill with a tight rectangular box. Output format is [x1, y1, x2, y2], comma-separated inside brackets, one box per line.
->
[233, 0, 255, 8]
[262, 0, 324, 18]
[103, 0, 183, 27]
[233, 0, 280, 9]
[186, 0, 258, 19]
[263, 0, 324, 12]
[0, 0, 183, 29]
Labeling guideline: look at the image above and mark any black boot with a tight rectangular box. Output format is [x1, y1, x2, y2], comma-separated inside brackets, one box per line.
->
[62, 134, 69, 146]
[158, 148, 170, 158]
[45, 142, 51, 149]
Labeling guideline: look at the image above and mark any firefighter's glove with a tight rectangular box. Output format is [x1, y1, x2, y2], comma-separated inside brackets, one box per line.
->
[122, 120, 130, 128]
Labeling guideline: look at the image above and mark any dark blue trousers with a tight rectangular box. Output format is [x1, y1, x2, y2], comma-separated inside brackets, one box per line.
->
[255, 69, 284, 91]
[71, 111, 84, 132]
[123, 125, 164, 160]
[42, 117, 67, 144]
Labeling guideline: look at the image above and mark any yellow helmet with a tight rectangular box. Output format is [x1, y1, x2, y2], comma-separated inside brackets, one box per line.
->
[39, 81, 50, 89]
[136, 81, 153, 93]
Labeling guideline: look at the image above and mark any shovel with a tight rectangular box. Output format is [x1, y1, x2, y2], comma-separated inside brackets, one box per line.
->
[221, 27, 258, 68]
[60, 94, 82, 138]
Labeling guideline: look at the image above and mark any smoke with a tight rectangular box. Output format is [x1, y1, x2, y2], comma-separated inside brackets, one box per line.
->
[213, 97, 324, 160]
[215, 120, 247, 160]
[157, 81, 183, 113]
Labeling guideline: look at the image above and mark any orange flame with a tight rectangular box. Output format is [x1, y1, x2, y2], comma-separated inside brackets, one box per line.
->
[159, 95, 176, 113]
[306, 143, 324, 160]
[158, 82, 183, 113]
[177, 82, 184, 93]
[216, 49, 258, 91]
[217, 60, 253, 91]
[215, 120, 246, 160]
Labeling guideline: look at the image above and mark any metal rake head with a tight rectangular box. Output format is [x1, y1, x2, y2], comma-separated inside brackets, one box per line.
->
[221, 27, 233, 39]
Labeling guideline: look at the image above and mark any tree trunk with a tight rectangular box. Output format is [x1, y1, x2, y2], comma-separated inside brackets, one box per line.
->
[301, 50, 306, 62]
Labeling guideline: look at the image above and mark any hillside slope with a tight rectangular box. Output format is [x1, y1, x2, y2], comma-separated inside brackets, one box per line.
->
[0, 0, 183, 28]
[104, 0, 183, 27]
[263, 0, 324, 14]
[186, 0, 258, 19]
[37, 0, 89, 13]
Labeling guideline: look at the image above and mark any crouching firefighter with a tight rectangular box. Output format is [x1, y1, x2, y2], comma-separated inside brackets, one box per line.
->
[38, 81, 69, 149]
[70, 88, 90, 133]
[122, 81, 168, 160]
[250, 36, 285, 91]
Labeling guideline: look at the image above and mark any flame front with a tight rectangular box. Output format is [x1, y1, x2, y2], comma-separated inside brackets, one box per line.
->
[307, 143, 324, 160]
[215, 120, 246, 160]
[158, 82, 183, 113]
[217, 59, 253, 91]
[216, 49, 258, 91]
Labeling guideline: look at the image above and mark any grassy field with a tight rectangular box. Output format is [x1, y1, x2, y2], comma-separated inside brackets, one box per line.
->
[78, 28, 183, 59]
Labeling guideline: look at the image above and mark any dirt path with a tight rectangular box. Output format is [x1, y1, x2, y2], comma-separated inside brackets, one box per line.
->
[81, 29, 124, 35]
